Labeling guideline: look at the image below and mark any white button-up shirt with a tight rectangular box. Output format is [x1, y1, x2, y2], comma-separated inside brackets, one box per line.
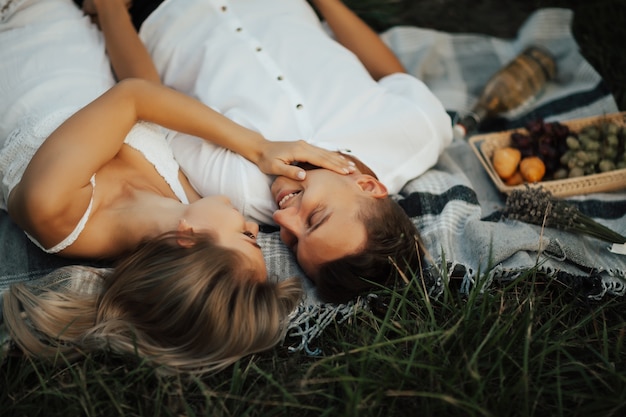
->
[141, 0, 452, 225]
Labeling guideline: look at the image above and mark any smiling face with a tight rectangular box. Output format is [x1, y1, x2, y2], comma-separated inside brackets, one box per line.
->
[270, 169, 388, 278]
[182, 195, 267, 282]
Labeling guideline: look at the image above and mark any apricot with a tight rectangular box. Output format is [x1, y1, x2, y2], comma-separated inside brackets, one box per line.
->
[505, 170, 524, 186]
[519, 156, 546, 182]
[492, 147, 522, 179]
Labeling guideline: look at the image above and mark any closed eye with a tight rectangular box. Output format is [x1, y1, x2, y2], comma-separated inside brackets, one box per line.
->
[307, 207, 321, 228]
[307, 207, 330, 234]
[243, 231, 261, 249]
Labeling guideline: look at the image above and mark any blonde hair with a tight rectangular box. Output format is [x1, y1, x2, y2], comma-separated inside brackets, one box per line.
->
[2, 231, 302, 374]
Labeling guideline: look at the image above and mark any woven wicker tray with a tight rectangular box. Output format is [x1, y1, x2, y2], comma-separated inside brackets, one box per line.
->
[468, 112, 626, 197]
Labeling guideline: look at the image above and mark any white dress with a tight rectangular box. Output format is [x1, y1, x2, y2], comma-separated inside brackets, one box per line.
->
[140, 0, 453, 225]
[0, 0, 188, 252]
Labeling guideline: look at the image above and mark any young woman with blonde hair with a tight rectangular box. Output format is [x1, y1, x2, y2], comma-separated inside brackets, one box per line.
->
[0, 0, 351, 372]
[3, 232, 303, 373]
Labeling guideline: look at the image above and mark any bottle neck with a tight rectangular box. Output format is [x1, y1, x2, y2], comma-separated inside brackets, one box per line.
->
[453, 112, 481, 140]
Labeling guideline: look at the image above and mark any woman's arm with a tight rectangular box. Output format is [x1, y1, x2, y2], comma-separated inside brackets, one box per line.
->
[310, 0, 405, 80]
[9, 79, 352, 241]
[84, 0, 160, 82]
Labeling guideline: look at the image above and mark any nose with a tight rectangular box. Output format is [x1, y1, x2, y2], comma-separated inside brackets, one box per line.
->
[272, 207, 300, 249]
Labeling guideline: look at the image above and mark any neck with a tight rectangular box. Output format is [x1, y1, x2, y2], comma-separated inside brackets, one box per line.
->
[113, 190, 185, 249]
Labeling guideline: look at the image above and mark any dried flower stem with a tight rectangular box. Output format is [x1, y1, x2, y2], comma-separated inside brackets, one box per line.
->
[504, 186, 626, 244]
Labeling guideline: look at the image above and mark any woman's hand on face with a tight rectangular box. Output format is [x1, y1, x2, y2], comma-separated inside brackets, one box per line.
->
[255, 140, 356, 180]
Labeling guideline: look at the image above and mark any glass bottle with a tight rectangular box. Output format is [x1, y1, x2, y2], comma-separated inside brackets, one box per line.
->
[453, 45, 557, 139]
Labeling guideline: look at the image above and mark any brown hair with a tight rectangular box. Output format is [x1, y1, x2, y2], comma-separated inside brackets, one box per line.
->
[313, 196, 422, 303]
[2, 231, 302, 374]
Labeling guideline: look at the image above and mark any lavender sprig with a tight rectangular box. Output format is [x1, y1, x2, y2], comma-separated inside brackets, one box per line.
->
[504, 186, 626, 244]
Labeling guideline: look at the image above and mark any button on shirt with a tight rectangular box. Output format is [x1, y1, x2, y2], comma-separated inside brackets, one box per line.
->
[140, 0, 452, 225]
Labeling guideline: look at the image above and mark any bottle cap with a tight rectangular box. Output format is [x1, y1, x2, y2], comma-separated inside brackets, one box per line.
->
[453, 123, 467, 140]
[452, 112, 480, 140]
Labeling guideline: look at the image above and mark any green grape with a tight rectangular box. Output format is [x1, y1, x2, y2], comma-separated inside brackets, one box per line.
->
[584, 140, 600, 151]
[606, 133, 619, 147]
[553, 168, 568, 179]
[587, 151, 600, 165]
[602, 147, 617, 160]
[568, 167, 585, 178]
[560, 150, 574, 165]
[598, 159, 616, 172]
[582, 125, 601, 141]
[575, 150, 589, 163]
[565, 136, 580, 150]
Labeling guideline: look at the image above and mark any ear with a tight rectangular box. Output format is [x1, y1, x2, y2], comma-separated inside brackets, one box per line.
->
[355, 175, 388, 199]
[176, 219, 196, 248]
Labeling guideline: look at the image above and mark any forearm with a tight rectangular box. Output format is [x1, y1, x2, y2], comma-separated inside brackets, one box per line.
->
[127, 80, 267, 163]
[127, 79, 356, 180]
[310, 0, 405, 80]
[92, 0, 161, 83]
[21, 78, 268, 207]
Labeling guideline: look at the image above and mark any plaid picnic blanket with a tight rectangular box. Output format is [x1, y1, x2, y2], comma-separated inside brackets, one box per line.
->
[1, 8, 624, 354]
[276, 7, 626, 353]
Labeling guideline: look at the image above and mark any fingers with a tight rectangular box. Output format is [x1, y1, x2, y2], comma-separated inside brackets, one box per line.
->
[256, 141, 357, 179]
[296, 144, 356, 176]
[276, 165, 308, 181]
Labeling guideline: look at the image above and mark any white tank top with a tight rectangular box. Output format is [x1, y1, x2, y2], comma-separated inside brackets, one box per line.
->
[0, 107, 189, 253]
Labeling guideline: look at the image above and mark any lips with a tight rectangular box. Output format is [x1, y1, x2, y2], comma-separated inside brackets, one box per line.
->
[276, 190, 301, 209]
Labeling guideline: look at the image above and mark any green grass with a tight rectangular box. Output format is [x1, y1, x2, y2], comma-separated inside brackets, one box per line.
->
[3, 268, 626, 416]
[2, 1, 625, 415]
